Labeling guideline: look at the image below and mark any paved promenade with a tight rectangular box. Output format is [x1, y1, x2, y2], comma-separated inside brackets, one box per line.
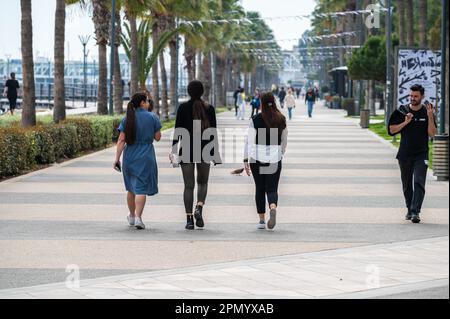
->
[0, 100, 448, 298]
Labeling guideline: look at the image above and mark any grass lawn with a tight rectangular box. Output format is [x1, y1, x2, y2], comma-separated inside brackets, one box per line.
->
[369, 122, 434, 168]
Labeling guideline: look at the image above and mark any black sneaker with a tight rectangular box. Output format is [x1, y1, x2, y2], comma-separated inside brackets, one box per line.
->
[194, 205, 204, 228]
[185, 215, 194, 230]
[411, 213, 421, 224]
[405, 211, 412, 220]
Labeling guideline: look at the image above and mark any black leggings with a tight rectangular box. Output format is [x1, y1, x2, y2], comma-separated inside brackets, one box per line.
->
[181, 163, 211, 214]
[250, 161, 282, 214]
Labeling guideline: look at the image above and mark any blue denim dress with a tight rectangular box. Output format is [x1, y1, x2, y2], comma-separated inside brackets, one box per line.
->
[118, 108, 162, 196]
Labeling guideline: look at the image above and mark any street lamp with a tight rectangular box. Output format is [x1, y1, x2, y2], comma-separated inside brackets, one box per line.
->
[385, 0, 393, 127]
[79, 35, 90, 108]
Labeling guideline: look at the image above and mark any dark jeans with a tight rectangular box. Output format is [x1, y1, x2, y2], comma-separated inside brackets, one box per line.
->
[251, 106, 259, 117]
[398, 157, 428, 214]
[250, 161, 282, 214]
[180, 163, 211, 214]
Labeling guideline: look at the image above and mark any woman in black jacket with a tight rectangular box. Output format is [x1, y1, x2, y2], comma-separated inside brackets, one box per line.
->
[171, 80, 221, 230]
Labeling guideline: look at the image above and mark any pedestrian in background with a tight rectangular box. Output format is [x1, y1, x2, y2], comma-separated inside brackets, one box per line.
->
[233, 86, 241, 116]
[285, 88, 296, 120]
[305, 88, 316, 118]
[250, 89, 261, 117]
[2, 73, 20, 116]
[115, 92, 162, 230]
[278, 87, 286, 109]
[236, 88, 246, 120]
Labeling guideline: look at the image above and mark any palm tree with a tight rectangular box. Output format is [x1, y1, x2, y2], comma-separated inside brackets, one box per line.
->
[20, 0, 36, 127]
[405, 0, 414, 47]
[53, 0, 66, 123]
[418, 0, 427, 48]
[122, 0, 152, 95]
[92, 0, 111, 115]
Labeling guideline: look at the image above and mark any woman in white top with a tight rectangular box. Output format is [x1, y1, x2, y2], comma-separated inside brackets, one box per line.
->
[285, 88, 296, 120]
[243, 92, 288, 230]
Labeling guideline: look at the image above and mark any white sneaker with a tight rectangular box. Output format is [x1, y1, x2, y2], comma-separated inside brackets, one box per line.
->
[127, 215, 135, 226]
[134, 217, 145, 230]
[257, 220, 266, 230]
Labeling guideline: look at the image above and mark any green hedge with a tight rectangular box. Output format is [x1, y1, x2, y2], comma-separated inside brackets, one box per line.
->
[0, 115, 123, 178]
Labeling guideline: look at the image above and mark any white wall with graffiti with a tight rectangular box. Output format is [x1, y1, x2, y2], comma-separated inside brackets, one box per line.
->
[396, 49, 442, 110]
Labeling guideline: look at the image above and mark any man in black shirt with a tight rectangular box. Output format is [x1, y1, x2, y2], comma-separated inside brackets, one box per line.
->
[233, 86, 241, 116]
[278, 87, 286, 108]
[3, 73, 20, 115]
[388, 84, 437, 223]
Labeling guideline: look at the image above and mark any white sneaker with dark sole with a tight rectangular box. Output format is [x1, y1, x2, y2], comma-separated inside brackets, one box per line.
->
[257, 220, 266, 230]
[127, 215, 135, 227]
[134, 218, 145, 230]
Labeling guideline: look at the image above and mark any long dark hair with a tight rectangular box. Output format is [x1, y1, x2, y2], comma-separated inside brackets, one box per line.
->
[260, 92, 286, 133]
[125, 92, 148, 145]
[188, 80, 210, 130]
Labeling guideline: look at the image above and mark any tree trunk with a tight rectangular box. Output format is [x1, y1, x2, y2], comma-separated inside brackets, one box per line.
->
[251, 69, 257, 93]
[406, 0, 414, 47]
[92, 0, 110, 115]
[418, 0, 427, 48]
[129, 15, 139, 95]
[114, 46, 123, 114]
[184, 37, 195, 83]
[158, 16, 169, 120]
[20, 0, 36, 127]
[53, 0, 65, 123]
[244, 72, 249, 96]
[200, 52, 211, 102]
[398, 0, 406, 46]
[113, 9, 123, 114]
[215, 55, 225, 107]
[196, 51, 201, 80]
[159, 52, 169, 120]
[369, 80, 376, 115]
[97, 43, 108, 114]
[168, 17, 177, 115]
[151, 15, 160, 116]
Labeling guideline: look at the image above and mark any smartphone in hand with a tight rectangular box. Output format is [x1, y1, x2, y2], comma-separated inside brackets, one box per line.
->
[114, 161, 122, 172]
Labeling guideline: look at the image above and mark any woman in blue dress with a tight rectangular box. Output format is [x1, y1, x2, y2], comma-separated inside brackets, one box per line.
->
[114, 92, 162, 230]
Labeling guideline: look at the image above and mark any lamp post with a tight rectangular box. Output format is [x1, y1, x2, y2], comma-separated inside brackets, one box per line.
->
[79, 35, 90, 108]
[109, 0, 116, 115]
[385, 0, 393, 127]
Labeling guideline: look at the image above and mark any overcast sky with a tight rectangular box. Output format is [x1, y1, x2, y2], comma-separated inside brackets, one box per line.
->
[0, 0, 316, 61]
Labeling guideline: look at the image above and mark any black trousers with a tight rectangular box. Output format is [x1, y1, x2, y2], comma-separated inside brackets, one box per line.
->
[250, 161, 282, 214]
[180, 163, 211, 214]
[398, 157, 428, 214]
[8, 95, 17, 109]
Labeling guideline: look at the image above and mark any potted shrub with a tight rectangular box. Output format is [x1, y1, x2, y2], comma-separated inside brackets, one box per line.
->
[332, 96, 342, 109]
[342, 98, 356, 116]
